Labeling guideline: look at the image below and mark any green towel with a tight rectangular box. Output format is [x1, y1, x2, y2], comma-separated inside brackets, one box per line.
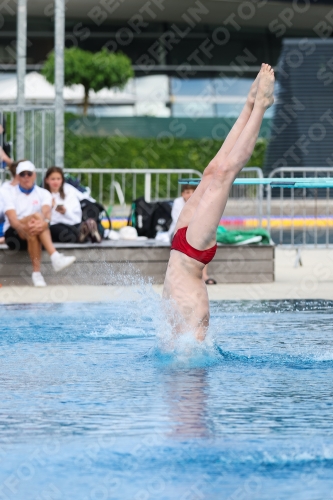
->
[216, 226, 271, 245]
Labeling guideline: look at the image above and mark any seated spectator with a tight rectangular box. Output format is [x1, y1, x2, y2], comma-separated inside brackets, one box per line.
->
[0, 145, 12, 168]
[0, 118, 12, 168]
[3, 160, 76, 287]
[0, 160, 21, 243]
[44, 166, 101, 243]
[168, 183, 216, 285]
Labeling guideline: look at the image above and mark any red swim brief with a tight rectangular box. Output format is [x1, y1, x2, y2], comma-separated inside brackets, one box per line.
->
[171, 226, 217, 265]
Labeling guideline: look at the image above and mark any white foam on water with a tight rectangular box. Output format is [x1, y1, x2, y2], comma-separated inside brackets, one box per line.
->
[96, 263, 225, 366]
[149, 301, 223, 367]
[99, 264, 222, 366]
[158, 333, 223, 368]
[97, 264, 333, 368]
[313, 353, 333, 361]
[216, 440, 333, 468]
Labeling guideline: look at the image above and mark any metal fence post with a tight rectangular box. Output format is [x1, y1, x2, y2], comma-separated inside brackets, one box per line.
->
[267, 184, 271, 235]
[144, 173, 151, 202]
[55, 0, 65, 168]
[16, 0, 27, 160]
[258, 183, 263, 228]
[41, 111, 46, 179]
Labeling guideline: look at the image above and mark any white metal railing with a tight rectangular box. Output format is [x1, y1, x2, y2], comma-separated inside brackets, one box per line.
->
[61, 168, 203, 205]
[267, 167, 333, 248]
[0, 168, 203, 206]
[0, 166, 265, 223]
[50, 167, 263, 210]
[110, 181, 125, 206]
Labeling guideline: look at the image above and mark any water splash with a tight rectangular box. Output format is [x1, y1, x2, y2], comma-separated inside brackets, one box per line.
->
[148, 334, 224, 368]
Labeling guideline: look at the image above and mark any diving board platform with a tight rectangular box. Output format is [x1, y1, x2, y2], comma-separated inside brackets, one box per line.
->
[180, 178, 333, 189]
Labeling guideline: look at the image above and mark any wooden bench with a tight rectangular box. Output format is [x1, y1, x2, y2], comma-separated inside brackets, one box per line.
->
[0, 241, 274, 286]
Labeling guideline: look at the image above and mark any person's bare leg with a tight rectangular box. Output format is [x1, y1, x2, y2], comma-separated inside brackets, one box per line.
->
[187, 64, 275, 250]
[210, 70, 260, 163]
[175, 72, 261, 232]
[27, 236, 42, 272]
[38, 229, 56, 255]
[30, 213, 56, 255]
[18, 214, 56, 270]
[202, 265, 208, 282]
[18, 214, 33, 226]
[202, 265, 215, 283]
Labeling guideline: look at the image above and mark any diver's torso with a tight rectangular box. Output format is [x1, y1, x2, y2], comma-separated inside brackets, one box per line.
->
[162, 250, 209, 340]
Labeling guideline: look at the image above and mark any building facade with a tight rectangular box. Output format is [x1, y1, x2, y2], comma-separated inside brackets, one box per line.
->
[1, 0, 332, 121]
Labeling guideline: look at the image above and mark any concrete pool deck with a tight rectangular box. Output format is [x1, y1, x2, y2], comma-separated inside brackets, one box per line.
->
[1, 248, 333, 304]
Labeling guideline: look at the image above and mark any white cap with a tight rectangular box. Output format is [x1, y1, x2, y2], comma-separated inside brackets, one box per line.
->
[16, 160, 36, 175]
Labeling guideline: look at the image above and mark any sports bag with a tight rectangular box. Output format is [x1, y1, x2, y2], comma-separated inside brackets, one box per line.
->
[151, 201, 172, 235]
[128, 197, 172, 238]
[80, 199, 111, 237]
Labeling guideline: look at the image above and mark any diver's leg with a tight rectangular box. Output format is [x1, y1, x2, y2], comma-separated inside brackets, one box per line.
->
[186, 64, 275, 250]
[174, 71, 261, 232]
[210, 70, 260, 164]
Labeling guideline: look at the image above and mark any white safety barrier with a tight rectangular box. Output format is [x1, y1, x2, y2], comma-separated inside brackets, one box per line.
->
[50, 167, 263, 212]
[267, 167, 333, 248]
[1, 166, 265, 229]
[62, 168, 203, 205]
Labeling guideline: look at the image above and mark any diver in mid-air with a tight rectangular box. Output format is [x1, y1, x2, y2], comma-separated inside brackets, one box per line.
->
[163, 63, 275, 341]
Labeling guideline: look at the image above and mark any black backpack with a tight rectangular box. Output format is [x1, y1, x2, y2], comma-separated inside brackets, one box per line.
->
[128, 197, 172, 238]
[80, 199, 112, 237]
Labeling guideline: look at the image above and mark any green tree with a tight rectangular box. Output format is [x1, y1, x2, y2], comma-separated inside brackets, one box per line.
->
[42, 47, 134, 115]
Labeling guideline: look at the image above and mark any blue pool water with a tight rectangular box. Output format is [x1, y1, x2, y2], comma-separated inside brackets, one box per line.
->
[1, 294, 333, 499]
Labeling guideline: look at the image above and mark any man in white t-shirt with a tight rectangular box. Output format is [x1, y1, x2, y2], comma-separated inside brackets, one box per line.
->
[3, 160, 76, 287]
[168, 184, 216, 285]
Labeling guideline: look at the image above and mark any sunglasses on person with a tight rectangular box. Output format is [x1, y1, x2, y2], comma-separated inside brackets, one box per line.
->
[19, 171, 34, 178]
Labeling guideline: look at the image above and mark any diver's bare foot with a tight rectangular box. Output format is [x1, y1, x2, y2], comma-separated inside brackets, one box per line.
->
[255, 63, 275, 109]
[247, 67, 262, 107]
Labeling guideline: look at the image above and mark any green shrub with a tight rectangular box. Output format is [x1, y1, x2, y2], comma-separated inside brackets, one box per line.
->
[65, 126, 267, 202]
